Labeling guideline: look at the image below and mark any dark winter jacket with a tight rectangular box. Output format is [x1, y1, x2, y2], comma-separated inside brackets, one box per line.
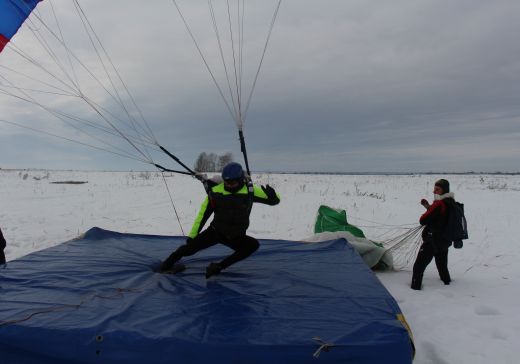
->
[420, 193, 455, 250]
[0, 228, 6, 264]
[0, 228, 5, 250]
[188, 182, 280, 240]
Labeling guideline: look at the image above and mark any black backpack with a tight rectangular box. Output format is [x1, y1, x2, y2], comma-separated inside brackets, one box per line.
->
[443, 199, 469, 248]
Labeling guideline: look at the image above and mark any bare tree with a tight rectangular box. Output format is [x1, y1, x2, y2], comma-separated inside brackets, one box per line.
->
[207, 153, 218, 172]
[194, 152, 233, 172]
[194, 152, 208, 172]
[217, 152, 233, 171]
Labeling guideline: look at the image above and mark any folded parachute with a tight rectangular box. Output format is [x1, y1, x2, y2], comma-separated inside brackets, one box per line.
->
[314, 205, 394, 269]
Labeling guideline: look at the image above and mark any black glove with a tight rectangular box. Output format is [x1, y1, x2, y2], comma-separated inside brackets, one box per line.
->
[186, 237, 194, 244]
[261, 184, 276, 199]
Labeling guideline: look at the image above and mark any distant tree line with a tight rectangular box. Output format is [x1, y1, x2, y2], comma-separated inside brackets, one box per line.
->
[194, 152, 233, 172]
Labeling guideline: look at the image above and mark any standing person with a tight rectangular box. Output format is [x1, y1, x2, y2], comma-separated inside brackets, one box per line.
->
[0, 227, 6, 264]
[159, 162, 280, 278]
[411, 179, 454, 290]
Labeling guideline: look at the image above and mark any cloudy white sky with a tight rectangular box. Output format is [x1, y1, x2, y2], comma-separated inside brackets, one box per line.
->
[1, 0, 519, 173]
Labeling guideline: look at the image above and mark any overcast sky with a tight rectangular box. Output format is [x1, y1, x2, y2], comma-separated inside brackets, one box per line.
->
[1, 0, 520, 173]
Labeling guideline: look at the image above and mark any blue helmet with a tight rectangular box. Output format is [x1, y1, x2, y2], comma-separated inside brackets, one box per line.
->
[221, 162, 244, 181]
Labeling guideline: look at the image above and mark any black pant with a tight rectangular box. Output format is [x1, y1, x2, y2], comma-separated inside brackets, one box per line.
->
[412, 241, 451, 283]
[166, 227, 259, 270]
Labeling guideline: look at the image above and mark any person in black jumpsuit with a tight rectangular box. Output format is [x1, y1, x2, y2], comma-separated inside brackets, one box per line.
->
[160, 162, 280, 278]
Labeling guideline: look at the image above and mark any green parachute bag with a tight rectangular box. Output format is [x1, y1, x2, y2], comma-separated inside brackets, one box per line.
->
[314, 205, 366, 238]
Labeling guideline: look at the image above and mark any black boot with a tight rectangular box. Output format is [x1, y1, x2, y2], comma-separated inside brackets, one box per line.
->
[159, 252, 180, 272]
[439, 272, 451, 285]
[411, 274, 423, 290]
[158, 245, 189, 272]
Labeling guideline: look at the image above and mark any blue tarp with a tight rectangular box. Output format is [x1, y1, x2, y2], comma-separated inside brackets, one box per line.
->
[0, 228, 413, 363]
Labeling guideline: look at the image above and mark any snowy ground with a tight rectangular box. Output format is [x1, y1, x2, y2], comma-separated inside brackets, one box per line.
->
[1, 170, 518, 364]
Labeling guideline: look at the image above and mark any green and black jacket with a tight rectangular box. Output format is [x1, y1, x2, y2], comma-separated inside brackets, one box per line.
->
[188, 183, 280, 240]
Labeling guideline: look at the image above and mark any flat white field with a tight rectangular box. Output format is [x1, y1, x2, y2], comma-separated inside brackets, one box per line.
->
[1, 170, 518, 364]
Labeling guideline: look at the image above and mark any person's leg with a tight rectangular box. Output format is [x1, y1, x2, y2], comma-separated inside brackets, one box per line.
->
[205, 235, 259, 278]
[160, 228, 219, 271]
[219, 235, 259, 270]
[434, 249, 451, 284]
[411, 242, 434, 290]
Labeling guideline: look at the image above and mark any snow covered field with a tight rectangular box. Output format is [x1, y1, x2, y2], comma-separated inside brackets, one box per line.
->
[1, 170, 519, 364]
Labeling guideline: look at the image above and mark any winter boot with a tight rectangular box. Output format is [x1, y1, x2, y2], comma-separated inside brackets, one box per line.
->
[158, 245, 189, 272]
[158, 253, 179, 272]
[411, 274, 423, 290]
[439, 271, 451, 285]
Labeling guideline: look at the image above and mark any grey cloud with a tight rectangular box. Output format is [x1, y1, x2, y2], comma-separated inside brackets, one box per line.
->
[1, 0, 519, 172]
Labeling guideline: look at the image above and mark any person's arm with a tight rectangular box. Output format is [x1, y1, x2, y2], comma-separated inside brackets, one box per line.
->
[419, 200, 443, 226]
[187, 196, 214, 238]
[420, 198, 431, 209]
[252, 184, 280, 205]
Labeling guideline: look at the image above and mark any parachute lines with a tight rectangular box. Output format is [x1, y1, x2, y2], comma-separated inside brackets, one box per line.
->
[171, 0, 283, 175]
[0, 0, 187, 233]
